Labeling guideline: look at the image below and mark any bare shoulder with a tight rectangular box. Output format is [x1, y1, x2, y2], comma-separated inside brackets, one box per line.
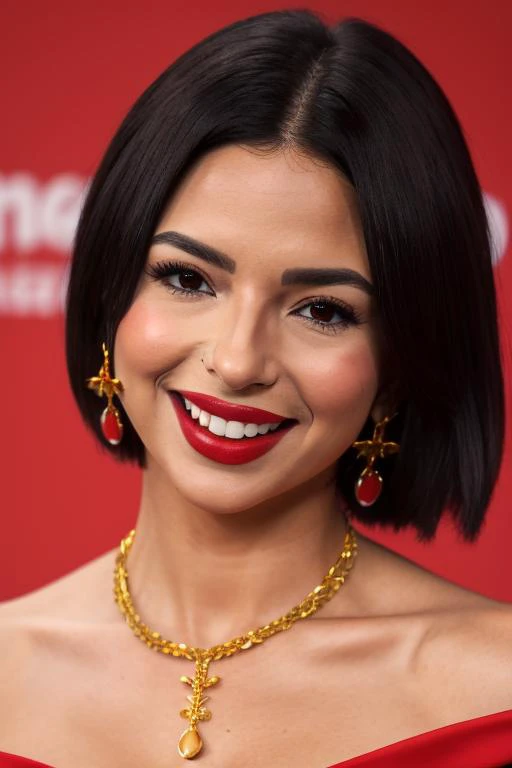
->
[0, 546, 119, 625]
[355, 530, 512, 717]
[0, 546, 121, 673]
[415, 596, 512, 718]
[354, 528, 508, 616]
[419, 591, 512, 676]
[0, 547, 123, 725]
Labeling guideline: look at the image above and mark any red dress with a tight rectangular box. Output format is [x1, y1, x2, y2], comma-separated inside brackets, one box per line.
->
[0, 709, 511, 767]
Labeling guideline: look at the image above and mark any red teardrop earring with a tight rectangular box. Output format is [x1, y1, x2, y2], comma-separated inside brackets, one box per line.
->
[352, 415, 399, 506]
[86, 342, 125, 445]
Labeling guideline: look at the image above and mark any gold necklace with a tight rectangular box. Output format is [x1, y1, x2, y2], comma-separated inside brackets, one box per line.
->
[113, 520, 358, 760]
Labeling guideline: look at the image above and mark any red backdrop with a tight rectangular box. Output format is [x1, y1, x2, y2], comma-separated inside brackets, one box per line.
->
[1, 0, 510, 602]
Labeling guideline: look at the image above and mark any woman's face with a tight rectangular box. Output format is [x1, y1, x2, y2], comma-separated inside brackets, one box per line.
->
[115, 145, 384, 513]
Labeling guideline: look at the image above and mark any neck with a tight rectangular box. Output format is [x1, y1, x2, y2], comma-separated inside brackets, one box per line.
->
[124, 459, 352, 649]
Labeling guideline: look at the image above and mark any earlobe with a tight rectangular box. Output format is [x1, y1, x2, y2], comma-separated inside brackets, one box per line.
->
[370, 396, 394, 425]
[370, 379, 400, 424]
[370, 402, 387, 424]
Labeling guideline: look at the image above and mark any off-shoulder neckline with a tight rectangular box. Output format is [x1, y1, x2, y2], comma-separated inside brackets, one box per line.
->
[1, 708, 511, 768]
[325, 707, 512, 766]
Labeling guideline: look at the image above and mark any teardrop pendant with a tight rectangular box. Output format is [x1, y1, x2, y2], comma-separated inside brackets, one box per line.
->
[100, 406, 123, 445]
[178, 726, 203, 759]
[355, 468, 383, 506]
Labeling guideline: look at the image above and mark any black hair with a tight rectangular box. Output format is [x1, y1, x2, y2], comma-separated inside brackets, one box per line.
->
[65, 9, 504, 542]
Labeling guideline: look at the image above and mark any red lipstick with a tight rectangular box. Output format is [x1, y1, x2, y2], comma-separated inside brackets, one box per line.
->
[169, 392, 297, 465]
[176, 390, 288, 424]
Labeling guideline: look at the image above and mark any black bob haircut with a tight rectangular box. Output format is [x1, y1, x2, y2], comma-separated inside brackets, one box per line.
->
[66, 9, 504, 543]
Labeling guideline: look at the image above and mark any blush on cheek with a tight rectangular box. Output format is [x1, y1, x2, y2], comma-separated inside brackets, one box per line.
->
[115, 294, 192, 379]
[305, 345, 379, 413]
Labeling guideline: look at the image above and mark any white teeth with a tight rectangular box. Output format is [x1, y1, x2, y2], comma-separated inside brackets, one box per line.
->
[180, 395, 284, 439]
[244, 423, 259, 438]
[225, 421, 245, 439]
[208, 414, 227, 436]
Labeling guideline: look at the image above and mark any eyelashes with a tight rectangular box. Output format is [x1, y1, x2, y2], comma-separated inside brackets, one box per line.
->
[145, 259, 364, 335]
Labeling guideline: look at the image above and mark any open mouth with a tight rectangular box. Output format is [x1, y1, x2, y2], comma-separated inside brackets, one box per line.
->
[170, 390, 297, 442]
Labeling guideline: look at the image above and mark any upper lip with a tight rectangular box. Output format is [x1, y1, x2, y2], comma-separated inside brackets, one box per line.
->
[173, 390, 291, 424]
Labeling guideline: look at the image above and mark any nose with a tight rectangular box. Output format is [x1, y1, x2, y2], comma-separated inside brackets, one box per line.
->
[201, 297, 279, 390]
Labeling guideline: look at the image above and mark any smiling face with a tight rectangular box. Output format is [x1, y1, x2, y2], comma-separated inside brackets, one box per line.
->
[114, 144, 386, 513]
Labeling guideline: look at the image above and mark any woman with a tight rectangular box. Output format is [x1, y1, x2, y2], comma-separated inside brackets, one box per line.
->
[0, 9, 510, 767]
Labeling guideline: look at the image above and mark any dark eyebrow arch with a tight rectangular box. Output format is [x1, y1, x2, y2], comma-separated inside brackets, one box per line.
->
[151, 231, 236, 272]
[150, 230, 374, 296]
[281, 267, 374, 295]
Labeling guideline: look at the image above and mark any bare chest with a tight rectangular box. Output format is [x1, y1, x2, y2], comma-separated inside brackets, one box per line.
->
[1, 619, 454, 768]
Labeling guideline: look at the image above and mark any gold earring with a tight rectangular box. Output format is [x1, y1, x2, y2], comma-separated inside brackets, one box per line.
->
[352, 414, 399, 506]
[86, 342, 125, 445]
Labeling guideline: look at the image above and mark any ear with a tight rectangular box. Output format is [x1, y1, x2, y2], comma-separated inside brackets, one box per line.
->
[370, 382, 399, 424]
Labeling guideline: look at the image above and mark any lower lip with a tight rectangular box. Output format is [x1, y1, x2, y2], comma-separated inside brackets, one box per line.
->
[169, 393, 297, 465]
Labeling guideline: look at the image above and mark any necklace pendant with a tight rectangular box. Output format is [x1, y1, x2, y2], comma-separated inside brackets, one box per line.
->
[114, 523, 358, 761]
[178, 725, 203, 759]
[177, 656, 220, 759]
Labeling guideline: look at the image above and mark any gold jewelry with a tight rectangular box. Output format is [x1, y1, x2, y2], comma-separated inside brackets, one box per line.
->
[86, 342, 124, 445]
[352, 414, 399, 506]
[113, 521, 358, 760]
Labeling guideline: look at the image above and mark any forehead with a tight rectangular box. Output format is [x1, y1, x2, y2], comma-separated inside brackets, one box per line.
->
[157, 144, 368, 276]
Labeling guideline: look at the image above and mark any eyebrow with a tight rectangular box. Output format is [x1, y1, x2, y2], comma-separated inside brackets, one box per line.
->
[150, 230, 374, 295]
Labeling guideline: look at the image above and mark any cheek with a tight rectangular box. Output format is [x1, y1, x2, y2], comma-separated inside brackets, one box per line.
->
[114, 294, 187, 382]
[301, 341, 379, 423]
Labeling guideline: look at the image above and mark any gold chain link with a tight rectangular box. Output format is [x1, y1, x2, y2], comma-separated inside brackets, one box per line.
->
[113, 520, 358, 759]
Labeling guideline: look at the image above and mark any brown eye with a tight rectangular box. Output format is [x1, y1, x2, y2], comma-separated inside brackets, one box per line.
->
[178, 270, 204, 291]
[146, 260, 214, 297]
[309, 302, 337, 323]
[293, 296, 362, 334]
